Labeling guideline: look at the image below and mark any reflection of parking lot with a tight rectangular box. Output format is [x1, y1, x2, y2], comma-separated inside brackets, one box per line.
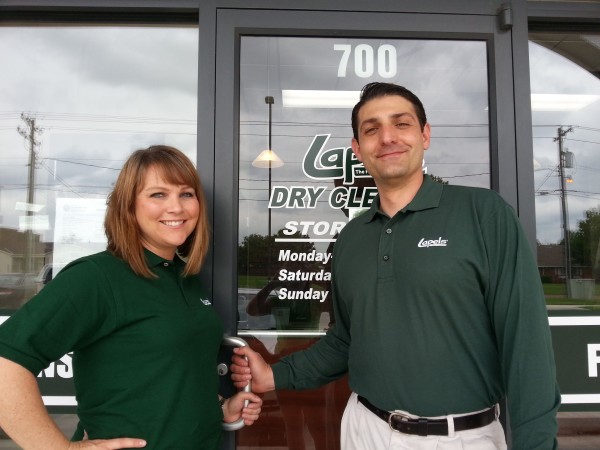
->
[237, 288, 276, 330]
[0, 273, 37, 310]
[35, 264, 65, 294]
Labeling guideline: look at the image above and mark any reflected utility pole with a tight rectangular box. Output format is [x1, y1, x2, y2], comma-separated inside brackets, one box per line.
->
[555, 126, 573, 294]
[17, 114, 41, 274]
[252, 96, 283, 279]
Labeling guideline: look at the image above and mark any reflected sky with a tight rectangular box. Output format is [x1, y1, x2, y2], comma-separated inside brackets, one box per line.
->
[530, 39, 600, 244]
[0, 27, 598, 249]
[238, 35, 600, 245]
[0, 26, 198, 242]
[239, 37, 490, 245]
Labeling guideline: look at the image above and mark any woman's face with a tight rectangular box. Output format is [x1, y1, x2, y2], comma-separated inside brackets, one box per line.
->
[135, 166, 199, 260]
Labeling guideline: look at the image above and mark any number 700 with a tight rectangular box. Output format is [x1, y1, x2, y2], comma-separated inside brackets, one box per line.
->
[334, 44, 397, 78]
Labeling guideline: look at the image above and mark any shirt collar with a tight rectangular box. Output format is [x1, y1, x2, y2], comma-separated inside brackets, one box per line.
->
[143, 248, 184, 268]
[360, 174, 443, 223]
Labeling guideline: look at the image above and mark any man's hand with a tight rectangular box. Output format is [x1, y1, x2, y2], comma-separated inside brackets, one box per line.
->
[231, 346, 275, 393]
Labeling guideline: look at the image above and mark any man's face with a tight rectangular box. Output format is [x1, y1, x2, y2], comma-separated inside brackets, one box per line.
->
[351, 95, 430, 187]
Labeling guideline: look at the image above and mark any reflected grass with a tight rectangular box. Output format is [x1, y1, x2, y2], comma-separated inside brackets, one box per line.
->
[238, 275, 269, 289]
[543, 283, 600, 307]
[240, 279, 600, 306]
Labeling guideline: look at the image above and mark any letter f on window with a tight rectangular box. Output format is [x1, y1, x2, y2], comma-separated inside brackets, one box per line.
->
[588, 344, 600, 377]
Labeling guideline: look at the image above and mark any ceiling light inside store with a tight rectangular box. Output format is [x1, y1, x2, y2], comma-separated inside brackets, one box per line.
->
[284, 90, 600, 111]
[252, 149, 284, 169]
[282, 90, 360, 108]
[531, 93, 600, 111]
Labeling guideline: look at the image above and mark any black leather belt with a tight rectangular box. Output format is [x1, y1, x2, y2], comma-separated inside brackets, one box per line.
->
[357, 395, 496, 436]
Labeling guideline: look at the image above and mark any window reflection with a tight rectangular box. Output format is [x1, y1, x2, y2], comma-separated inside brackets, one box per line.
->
[0, 25, 198, 444]
[0, 26, 198, 315]
[237, 35, 489, 450]
[238, 36, 490, 332]
[530, 33, 600, 304]
[530, 31, 600, 448]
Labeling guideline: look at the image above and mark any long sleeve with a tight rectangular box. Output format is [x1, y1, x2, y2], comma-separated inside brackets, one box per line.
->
[483, 201, 561, 449]
[273, 245, 351, 390]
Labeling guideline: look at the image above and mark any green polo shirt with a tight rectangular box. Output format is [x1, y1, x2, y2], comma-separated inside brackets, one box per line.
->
[273, 175, 560, 449]
[0, 250, 224, 449]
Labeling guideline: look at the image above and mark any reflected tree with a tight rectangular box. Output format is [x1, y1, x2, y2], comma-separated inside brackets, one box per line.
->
[428, 173, 448, 185]
[569, 207, 600, 279]
[238, 229, 314, 277]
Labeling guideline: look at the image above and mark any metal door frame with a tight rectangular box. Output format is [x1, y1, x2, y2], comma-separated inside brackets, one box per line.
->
[208, 6, 525, 449]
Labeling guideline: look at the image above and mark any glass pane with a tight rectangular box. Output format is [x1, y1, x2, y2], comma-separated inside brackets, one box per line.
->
[237, 36, 489, 449]
[0, 25, 198, 445]
[530, 31, 600, 448]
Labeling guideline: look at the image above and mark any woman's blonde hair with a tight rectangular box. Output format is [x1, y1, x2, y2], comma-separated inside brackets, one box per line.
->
[104, 145, 209, 278]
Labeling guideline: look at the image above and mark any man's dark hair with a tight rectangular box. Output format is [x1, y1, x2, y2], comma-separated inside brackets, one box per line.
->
[351, 82, 427, 140]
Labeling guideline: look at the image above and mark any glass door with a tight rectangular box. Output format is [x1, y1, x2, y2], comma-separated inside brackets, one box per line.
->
[214, 8, 518, 450]
[529, 29, 600, 446]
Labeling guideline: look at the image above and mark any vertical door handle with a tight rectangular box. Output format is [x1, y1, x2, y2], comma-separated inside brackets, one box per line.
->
[220, 335, 252, 431]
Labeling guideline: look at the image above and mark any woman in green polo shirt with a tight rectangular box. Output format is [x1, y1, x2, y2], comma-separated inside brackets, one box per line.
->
[0, 145, 262, 449]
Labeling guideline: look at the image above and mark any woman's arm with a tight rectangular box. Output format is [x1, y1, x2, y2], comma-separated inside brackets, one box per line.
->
[0, 356, 72, 449]
[0, 357, 146, 450]
[221, 391, 263, 426]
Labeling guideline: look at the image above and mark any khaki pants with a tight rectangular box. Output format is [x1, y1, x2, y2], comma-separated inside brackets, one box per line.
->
[341, 393, 507, 450]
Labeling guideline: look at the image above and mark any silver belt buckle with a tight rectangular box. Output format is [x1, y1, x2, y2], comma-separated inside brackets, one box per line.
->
[388, 411, 411, 432]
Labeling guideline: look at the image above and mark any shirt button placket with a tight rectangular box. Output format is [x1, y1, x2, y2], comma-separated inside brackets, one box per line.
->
[379, 224, 394, 278]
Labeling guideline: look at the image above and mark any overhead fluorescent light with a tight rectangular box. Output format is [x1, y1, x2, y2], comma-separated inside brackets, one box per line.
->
[531, 94, 600, 111]
[282, 90, 360, 108]
[283, 90, 600, 111]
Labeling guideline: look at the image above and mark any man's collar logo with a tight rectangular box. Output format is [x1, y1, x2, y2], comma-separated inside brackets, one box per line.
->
[417, 237, 448, 248]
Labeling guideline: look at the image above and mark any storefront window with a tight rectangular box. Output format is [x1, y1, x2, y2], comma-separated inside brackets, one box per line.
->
[0, 25, 198, 444]
[237, 36, 489, 449]
[530, 31, 600, 448]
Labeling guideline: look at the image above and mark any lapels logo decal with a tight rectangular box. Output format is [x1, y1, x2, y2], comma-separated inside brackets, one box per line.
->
[417, 237, 448, 248]
[200, 298, 212, 306]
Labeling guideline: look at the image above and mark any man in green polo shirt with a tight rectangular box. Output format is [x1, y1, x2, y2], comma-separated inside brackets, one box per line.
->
[232, 82, 560, 449]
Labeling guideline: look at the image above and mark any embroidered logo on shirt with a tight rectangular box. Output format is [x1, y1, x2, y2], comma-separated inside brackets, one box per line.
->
[417, 237, 448, 248]
[200, 298, 212, 306]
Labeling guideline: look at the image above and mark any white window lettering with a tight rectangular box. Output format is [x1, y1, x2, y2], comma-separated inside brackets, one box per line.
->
[56, 354, 73, 378]
[334, 44, 352, 77]
[40, 362, 56, 378]
[378, 44, 397, 78]
[37, 354, 73, 379]
[313, 221, 329, 236]
[588, 344, 600, 377]
[355, 44, 374, 78]
[335, 44, 399, 78]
